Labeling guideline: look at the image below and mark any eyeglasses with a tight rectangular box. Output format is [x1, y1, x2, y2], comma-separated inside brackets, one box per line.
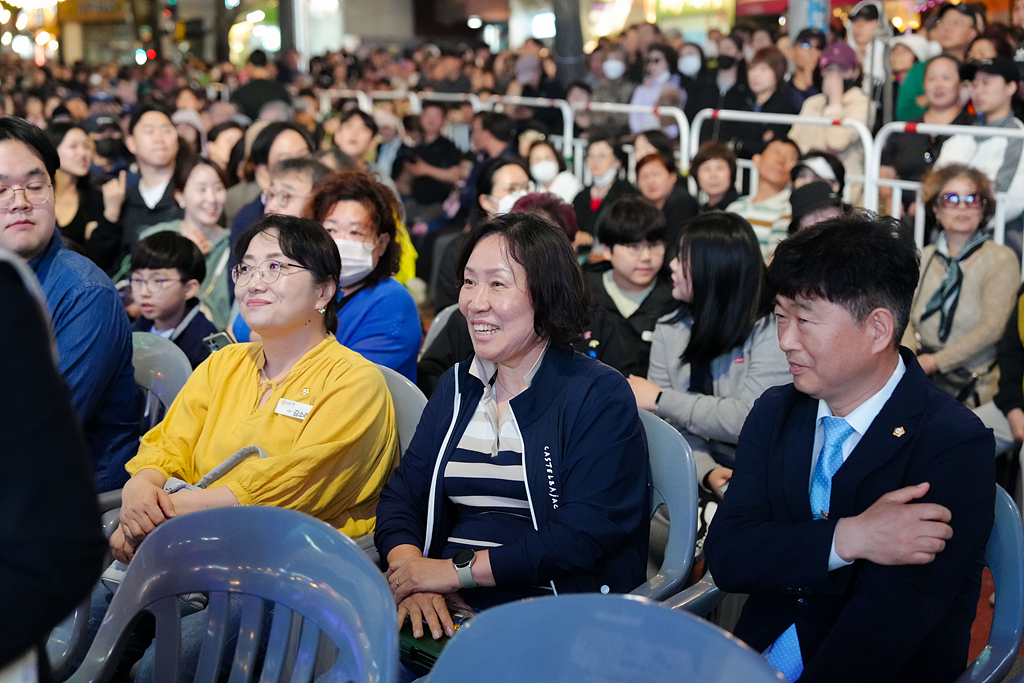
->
[231, 260, 307, 286]
[262, 189, 307, 208]
[939, 192, 985, 209]
[0, 182, 51, 208]
[129, 276, 185, 292]
[620, 240, 666, 256]
[493, 182, 532, 195]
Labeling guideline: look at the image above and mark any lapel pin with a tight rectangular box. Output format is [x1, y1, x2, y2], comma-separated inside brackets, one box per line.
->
[893, 427, 905, 437]
[301, 388, 310, 396]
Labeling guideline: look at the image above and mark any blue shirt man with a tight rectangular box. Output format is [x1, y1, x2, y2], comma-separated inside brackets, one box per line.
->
[0, 116, 138, 492]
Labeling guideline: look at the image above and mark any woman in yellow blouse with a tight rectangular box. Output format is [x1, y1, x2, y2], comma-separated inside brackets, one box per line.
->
[111, 213, 400, 564]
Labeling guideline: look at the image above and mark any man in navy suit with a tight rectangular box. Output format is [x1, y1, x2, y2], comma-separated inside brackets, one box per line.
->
[705, 213, 995, 683]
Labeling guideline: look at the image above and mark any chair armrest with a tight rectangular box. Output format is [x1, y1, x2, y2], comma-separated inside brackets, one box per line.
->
[630, 565, 690, 602]
[354, 534, 380, 566]
[97, 489, 122, 513]
[663, 571, 725, 617]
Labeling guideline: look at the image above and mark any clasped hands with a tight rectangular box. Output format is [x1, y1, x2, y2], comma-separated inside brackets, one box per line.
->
[386, 554, 465, 640]
[834, 482, 953, 566]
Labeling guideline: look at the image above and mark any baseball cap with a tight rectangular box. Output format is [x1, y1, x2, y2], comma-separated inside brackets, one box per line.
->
[961, 56, 1019, 83]
[849, 2, 880, 21]
[819, 42, 859, 71]
[789, 181, 843, 234]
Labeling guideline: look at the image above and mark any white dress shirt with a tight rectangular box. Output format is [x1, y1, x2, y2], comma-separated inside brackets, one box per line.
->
[811, 355, 907, 570]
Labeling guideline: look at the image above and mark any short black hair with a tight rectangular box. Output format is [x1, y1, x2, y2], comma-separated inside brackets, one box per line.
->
[273, 157, 333, 187]
[233, 214, 342, 334]
[0, 116, 60, 184]
[208, 120, 245, 143]
[250, 121, 315, 168]
[673, 211, 771, 364]
[338, 109, 379, 137]
[249, 49, 269, 68]
[598, 195, 667, 247]
[477, 156, 531, 199]
[763, 136, 800, 158]
[128, 102, 173, 135]
[691, 140, 738, 188]
[479, 111, 516, 143]
[767, 212, 919, 348]
[131, 231, 207, 285]
[457, 212, 593, 347]
[794, 28, 826, 48]
[636, 129, 675, 160]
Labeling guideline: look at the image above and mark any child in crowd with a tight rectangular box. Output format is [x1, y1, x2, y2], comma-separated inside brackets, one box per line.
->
[129, 232, 217, 368]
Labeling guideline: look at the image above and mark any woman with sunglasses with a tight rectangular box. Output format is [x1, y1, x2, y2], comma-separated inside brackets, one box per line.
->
[107, 213, 399, 679]
[904, 164, 1018, 406]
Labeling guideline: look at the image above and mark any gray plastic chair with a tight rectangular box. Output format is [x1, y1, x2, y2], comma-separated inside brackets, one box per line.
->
[419, 303, 459, 359]
[46, 492, 124, 679]
[955, 485, 1024, 683]
[67, 506, 398, 683]
[374, 363, 428, 457]
[428, 593, 786, 683]
[132, 331, 193, 431]
[630, 409, 698, 601]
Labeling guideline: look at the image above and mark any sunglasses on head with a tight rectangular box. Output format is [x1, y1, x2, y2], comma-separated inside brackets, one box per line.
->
[798, 41, 821, 50]
[939, 192, 985, 209]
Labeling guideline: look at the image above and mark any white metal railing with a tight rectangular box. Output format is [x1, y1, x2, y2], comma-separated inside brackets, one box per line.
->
[870, 120, 1024, 252]
[480, 95, 574, 162]
[689, 108, 877, 211]
[319, 88, 373, 116]
[573, 102, 690, 172]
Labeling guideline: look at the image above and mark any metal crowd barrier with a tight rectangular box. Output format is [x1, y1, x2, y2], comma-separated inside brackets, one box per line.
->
[689, 108, 877, 212]
[572, 101, 690, 172]
[869, 120, 1024, 251]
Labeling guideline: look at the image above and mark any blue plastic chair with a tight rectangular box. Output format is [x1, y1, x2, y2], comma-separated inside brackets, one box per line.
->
[631, 409, 698, 601]
[132, 331, 193, 432]
[419, 304, 458, 358]
[955, 485, 1024, 683]
[67, 506, 398, 683]
[428, 593, 786, 683]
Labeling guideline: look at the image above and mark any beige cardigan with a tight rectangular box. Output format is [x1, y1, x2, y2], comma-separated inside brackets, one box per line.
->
[903, 239, 1019, 403]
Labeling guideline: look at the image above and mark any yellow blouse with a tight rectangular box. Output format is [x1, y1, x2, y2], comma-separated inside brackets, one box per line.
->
[127, 337, 399, 538]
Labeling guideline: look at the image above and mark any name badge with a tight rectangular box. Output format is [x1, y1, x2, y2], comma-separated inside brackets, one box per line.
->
[275, 398, 312, 420]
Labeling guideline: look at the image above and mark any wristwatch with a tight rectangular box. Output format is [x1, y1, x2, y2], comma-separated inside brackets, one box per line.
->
[452, 548, 479, 589]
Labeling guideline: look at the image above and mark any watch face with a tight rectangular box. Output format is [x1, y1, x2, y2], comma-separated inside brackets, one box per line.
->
[453, 548, 475, 566]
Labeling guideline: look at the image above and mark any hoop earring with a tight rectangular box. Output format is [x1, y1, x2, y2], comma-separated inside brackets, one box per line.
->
[318, 305, 326, 314]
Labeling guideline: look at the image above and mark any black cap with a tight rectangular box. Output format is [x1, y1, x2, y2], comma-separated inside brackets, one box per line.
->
[961, 56, 1019, 83]
[790, 181, 842, 228]
[850, 3, 879, 21]
[937, 2, 979, 28]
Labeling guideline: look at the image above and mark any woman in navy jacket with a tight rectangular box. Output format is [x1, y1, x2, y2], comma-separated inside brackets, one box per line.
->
[375, 212, 651, 641]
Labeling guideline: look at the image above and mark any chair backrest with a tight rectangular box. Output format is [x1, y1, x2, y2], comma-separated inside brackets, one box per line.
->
[631, 409, 698, 601]
[420, 303, 459, 358]
[376, 363, 428, 457]
[132, 332, 193, 430]
[429, 593, 786, 683]
[68, 506, 398, 683]
[957, 485, 1024, 683]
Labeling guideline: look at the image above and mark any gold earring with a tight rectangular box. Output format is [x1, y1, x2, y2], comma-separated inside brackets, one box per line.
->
[318, 305, 326, 314]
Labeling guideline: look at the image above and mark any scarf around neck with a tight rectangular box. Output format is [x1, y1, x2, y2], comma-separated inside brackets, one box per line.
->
[919, 229, 989, 343]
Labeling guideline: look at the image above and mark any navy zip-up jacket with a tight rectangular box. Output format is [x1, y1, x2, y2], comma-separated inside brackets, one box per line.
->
[375, 344, 651, 596]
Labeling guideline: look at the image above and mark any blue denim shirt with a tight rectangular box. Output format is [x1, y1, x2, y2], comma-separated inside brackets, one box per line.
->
[30, 232, 139, 491]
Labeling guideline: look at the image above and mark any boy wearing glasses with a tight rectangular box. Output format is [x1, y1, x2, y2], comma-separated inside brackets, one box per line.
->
[0, 115, 138, 492]
[129, 232, 217, 368]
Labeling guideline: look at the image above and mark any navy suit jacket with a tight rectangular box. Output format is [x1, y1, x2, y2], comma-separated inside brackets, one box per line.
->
[705, 348, 995, 683]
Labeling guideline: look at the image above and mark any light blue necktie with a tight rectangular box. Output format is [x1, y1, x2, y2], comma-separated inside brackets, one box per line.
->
[765, 416, 855, 681]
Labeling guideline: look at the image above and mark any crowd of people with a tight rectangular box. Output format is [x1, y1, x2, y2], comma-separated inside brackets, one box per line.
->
[6, 2, 1024, 681]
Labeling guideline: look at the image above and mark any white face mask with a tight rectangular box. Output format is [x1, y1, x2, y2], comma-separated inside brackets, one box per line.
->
[651, 69, 671, 85]
[334, 238, 376, 287]
[531, 160, 559, 185]
[704, 42, 719, 59]
[602, 59, 626, 80]
[678, 55, 702, 77]
[495, 189, 528, 215]
[592, 166, 619, 188]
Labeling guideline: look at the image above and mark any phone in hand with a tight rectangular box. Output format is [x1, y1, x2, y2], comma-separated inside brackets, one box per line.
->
[203, 332, 233, 353]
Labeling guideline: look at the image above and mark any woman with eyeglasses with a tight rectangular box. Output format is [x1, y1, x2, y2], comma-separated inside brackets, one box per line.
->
[132, 156, 232, 329]
[233, 171, 421, 381]
[108, 213, 399, 679]
[627, 211, 791, 498]
[903, 164, 1019, 406]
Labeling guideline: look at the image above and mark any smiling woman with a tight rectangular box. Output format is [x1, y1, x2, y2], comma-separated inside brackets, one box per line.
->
[375, 212, 650, 648]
